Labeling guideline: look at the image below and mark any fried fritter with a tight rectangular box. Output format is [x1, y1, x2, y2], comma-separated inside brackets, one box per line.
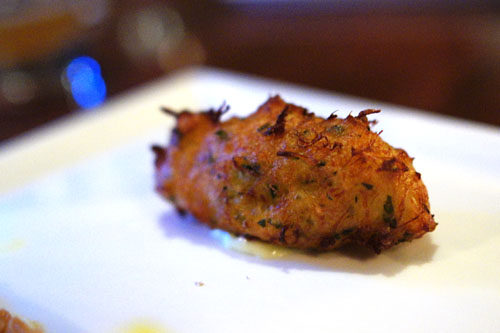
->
[0, 309, 42, 333]
[153, 96, 436, 253]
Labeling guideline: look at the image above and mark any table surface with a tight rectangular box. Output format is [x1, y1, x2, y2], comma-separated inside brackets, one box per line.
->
[1, 67, 500, 332]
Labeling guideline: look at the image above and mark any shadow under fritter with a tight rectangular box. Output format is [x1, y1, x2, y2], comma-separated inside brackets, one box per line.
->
[158, 210, 437, 277]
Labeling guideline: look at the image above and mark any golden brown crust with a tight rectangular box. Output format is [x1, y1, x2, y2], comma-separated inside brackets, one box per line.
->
[154, 96, 437, 253]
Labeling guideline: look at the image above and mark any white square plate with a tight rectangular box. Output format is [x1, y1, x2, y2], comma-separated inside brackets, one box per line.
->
[1, 68, 500, 332]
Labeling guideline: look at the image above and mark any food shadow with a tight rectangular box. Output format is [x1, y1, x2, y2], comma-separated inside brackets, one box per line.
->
[159, 210, 437, 277]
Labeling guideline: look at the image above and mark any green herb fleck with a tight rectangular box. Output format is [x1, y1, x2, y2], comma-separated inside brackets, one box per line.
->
[362, 182, 373, 190]
[242, 162, 260, 174]
[233, 156, 261, 176]
[317, 161, 326, 167]
[326, 193, 333, 201]
[341, 228, 355, 235]
[403, 231, 413, 240]
[257, 123, 271, 133]
[268, 219, 283, 229]
[215, 129, 229, 141]
[385, 216, 398, 229]
[383, 195, 397, 228]
[355, 195, 358, 203]
[257, 219, 266, 227]
[327, 125, 345, 135]
[384, 195, 394, 214]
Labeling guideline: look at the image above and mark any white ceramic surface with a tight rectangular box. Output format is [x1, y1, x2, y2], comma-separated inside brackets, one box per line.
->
[1, 68, 500, 332]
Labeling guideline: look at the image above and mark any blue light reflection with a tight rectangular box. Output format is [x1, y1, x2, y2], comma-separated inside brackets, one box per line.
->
[210, 229, 234, 249]
[65, 56, 106, 109]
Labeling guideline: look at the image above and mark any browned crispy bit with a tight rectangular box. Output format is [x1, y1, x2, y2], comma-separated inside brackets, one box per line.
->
[263, 105, 289, 136]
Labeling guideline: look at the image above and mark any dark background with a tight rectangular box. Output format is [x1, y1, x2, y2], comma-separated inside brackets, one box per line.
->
[1, 0, 499, 143]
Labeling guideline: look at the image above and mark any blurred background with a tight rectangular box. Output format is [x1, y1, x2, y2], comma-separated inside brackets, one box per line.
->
[0, 0, 499, 143]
